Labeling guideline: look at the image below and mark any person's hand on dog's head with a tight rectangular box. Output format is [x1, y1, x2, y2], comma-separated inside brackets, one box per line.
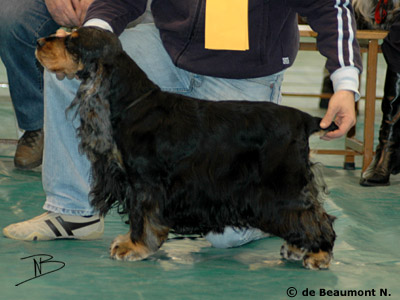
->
[319, 90, 356, 141]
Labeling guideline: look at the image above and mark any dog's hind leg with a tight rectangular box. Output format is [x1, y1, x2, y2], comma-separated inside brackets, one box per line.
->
[302, 249, 333, 270]
[280, 242, 332, 270]
[279, 209, 336, 270]
[110, 210, 169, 261]
[302, 211, 336, 270]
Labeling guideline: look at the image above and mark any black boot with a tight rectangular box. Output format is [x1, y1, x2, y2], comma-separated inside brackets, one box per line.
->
[360, 68, 400, 186]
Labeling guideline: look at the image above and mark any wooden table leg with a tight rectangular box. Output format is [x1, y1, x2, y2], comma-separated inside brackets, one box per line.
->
[362, 39, 379, 172]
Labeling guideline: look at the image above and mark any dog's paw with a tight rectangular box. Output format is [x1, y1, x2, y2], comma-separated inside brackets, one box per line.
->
[280, 242, 306, 261]
[110, 234, 151, 261]
[303, 250, 332, 270]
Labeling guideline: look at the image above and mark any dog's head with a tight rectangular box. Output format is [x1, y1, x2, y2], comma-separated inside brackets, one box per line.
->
[36, 27, 123, 78]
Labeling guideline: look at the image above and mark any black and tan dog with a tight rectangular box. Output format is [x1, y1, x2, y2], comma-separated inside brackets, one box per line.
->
[36, 27, 338, 269]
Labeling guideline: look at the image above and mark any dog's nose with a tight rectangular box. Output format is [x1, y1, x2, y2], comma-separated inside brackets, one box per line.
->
[37, 38, 46, 48]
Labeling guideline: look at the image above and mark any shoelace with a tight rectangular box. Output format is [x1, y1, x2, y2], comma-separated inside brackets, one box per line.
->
[19, 130, 42, 147]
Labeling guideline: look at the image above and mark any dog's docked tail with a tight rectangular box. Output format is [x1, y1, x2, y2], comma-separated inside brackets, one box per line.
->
[308, 117, 339, 137]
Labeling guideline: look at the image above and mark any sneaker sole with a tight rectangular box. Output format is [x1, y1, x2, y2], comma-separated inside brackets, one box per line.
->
[3, 228, 104, 241]
[3, 227, 104, 241]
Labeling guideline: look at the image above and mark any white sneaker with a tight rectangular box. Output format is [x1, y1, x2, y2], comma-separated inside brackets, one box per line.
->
[3, 212, 104, 241]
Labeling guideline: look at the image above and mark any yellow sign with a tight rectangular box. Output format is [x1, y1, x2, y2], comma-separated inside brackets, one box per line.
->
[205, 0, 249, 51]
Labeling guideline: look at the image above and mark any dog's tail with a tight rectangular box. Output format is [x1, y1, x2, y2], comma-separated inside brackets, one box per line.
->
[309, 117, 339, 137]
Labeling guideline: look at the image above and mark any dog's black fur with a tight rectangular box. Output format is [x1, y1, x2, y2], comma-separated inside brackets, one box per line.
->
[36, 27, 338, 269]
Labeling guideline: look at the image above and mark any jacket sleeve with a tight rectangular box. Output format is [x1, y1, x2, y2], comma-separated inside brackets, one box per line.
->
[288, 0, 362, 74]
[288, 0, 363, 98]
[84, 0, 148, 36]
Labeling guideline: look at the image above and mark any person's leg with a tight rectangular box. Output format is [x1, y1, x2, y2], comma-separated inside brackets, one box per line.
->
[120, 24, 281, 247]
[360, 21, 400, 186]
[186, 72, 281, 248]
[360, 68, 400, 186]
[42, 74, 94, 215]
[0, 0, 59, 169]
[120, 24, 284, 103]
[3, 73, 104, 240]
[0, 0, 57, 130]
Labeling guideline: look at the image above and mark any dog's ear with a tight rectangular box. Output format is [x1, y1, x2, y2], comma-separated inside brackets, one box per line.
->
[66, 27, 123, 64]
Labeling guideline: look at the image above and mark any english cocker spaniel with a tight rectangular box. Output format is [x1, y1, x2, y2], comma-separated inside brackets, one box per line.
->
[36, 27, 338, 269]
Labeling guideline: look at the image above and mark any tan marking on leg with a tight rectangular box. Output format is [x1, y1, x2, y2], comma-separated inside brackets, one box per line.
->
[110, 232, 152, 261]
[280, 242, 307, 261]
[143, 214, 170, 251]
[303, 250, 332, 270]
[110, 215, 169, 261]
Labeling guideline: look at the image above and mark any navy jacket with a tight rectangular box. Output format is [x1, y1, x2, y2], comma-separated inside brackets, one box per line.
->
[85, 0, 362, 79]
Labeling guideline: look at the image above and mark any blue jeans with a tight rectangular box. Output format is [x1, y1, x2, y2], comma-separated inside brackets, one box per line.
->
[0, 0, 58, 131]
[43, 23, 283, 246]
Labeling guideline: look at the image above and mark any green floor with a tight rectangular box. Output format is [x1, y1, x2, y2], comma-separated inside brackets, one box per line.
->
[1, 51, 400, 300]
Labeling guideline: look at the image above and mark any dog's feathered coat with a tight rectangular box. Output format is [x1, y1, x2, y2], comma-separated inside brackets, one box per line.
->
[36, 27, 337, 269]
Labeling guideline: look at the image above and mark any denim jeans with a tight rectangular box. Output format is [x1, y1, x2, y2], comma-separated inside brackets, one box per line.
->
[43, 23, 283, 246]
[0, 0, 58, 130]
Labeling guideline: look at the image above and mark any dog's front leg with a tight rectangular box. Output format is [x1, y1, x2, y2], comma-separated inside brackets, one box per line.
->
[280, 242, 332, 270]
[110, 232, 150, 261]
[302, 249, 333, 270]
[110, 214, 170, 261]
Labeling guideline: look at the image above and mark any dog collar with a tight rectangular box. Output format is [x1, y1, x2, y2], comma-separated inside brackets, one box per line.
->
[112, 88, 158, 121]
[124, 89, 158, 112]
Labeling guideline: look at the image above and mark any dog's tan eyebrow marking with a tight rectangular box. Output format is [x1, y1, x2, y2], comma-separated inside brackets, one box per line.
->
[70, 31, 79, 38]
